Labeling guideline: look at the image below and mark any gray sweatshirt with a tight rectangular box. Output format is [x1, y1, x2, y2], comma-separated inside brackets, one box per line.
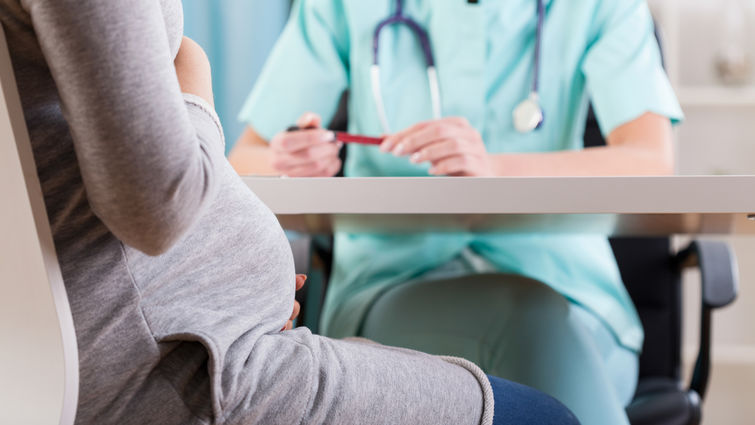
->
[0, 0, 493, 424]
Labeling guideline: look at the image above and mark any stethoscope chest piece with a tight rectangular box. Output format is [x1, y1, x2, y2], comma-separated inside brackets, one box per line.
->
[513, 92, 544, 133]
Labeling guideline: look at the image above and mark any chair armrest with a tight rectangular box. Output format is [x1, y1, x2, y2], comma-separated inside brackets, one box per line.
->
[675, 240, 739, 399]
[676, 240, 738, 309]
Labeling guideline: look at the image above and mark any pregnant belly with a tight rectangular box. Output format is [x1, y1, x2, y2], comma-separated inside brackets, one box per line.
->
[129, 165, 297, 339]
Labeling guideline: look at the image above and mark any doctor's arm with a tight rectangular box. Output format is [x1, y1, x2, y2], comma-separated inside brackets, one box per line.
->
[491, 111, 674, 176]
[382, 111, 674, 177]
[229, 113, 343, 177]
[229, 126, 277, 175]
[230, 0, 348, 178]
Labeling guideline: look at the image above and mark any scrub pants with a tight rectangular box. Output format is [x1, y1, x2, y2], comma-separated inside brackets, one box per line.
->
[361, 273, 638, 425]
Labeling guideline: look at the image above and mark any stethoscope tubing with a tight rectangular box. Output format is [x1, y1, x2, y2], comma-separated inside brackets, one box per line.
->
[372, 0, 545, 134]
[372, 0, 440, 133]
[532, 0, 544, 94]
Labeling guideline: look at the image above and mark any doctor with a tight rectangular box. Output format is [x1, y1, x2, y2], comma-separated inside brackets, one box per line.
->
[230, 1, 682, 424]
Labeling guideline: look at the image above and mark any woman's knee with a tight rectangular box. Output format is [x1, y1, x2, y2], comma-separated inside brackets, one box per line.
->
[488, 375, 580, 425]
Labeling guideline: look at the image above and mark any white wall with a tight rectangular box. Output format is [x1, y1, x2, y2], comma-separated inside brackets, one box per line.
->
[650, 1, 755, 423]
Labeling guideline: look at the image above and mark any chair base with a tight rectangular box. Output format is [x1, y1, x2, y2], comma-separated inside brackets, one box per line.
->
[627, 378, 701, 425]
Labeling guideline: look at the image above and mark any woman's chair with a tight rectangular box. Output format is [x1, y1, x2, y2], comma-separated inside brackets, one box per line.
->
[0, 25, 79, 425]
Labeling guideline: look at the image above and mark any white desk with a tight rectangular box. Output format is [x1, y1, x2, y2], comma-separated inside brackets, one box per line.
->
[243, 176, 755, 235]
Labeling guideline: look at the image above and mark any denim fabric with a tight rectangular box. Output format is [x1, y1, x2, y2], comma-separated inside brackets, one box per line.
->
[487, 375, 580, 425]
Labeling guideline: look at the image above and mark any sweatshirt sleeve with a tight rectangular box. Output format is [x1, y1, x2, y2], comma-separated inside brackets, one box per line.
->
[22, 0, 226, 256]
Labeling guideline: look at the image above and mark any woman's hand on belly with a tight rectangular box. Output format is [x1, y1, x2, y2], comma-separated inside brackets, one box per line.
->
[380, 117, 494, 177]
[282, 274, 307, 331]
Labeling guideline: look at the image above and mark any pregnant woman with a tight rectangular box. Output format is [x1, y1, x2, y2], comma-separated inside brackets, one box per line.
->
[0, 0, 577, 424]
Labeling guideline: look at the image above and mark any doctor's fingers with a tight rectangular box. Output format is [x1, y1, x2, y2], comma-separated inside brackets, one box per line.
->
[271, 141, 342, 168]
[390, 124, 479, 156]
[382, 116, 470, 150]
[280, 157, 342, 177]
[428, 153, 492, 177]
[296, 112, 323, 129]
[271, 129, 335, 153]
[409, 138, 485, 164]
[379, 119, 439, 152]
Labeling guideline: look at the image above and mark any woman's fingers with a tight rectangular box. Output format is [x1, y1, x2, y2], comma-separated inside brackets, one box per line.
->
[290, 300, 301, 320]
[281, 276, 306, 331]
[295, 274, 307, 291]
[281, 300, 301, 332]
[281, 298, 304, 331]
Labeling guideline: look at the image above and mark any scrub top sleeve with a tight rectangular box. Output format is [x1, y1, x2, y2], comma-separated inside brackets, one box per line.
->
[581, 0, 683, 136]
[238, 0, 349, 141]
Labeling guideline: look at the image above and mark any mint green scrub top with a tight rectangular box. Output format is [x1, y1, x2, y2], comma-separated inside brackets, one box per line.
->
[239, 0, 683, 352]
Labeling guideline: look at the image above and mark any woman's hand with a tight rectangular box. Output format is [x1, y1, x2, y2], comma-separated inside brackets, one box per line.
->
[380, 117, 494, 176]
[269, 113, 343, 177]
[282, 274, 307, 331]
[174, 36, 214, 106]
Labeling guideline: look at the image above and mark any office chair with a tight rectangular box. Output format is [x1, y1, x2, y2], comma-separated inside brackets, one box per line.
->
[0, 25, 79, 425]
[584, 109, 738, 425]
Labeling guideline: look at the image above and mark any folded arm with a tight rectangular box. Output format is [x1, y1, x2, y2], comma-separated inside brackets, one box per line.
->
[25, 0, 225, 255]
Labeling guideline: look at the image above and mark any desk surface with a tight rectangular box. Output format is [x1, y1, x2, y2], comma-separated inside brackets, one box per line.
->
[243, 176, 755, 235]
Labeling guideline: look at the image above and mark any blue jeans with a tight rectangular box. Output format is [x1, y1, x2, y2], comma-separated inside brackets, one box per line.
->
[488, 375, 580, 425]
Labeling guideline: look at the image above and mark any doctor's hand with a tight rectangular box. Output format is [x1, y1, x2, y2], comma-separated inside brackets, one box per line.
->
[380, 117, 495, 176]
[269, 113, 343, 177]
[282, 274, 307, 331]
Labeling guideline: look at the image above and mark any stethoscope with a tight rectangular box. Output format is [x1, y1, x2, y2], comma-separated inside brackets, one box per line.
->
[371, 0, 546, 134]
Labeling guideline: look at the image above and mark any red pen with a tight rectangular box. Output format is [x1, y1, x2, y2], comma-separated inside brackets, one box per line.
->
[333, 132, 384, 146]
[287, 126, 385, 146]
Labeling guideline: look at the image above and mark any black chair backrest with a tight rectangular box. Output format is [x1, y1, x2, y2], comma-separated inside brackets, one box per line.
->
[583, 20, 681, 380]
[611, 238, 682, 381]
